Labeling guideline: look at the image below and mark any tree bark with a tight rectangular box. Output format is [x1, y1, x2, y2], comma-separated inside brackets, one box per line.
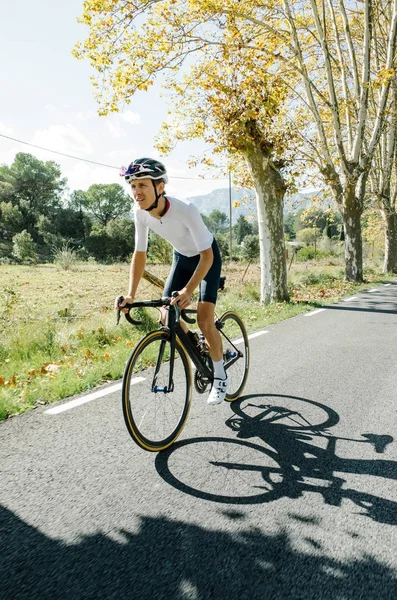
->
[382, 210, 397, 273]
[342, 187, 363, 281]
[244, 145, 289, 303]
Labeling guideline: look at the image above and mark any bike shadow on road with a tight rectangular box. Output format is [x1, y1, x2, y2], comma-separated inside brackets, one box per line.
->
[155, 393, 396, 525]
[2, 503, 397, 600]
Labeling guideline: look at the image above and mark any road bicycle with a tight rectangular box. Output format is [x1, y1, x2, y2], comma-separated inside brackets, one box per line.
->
[117, 277, 249, 451]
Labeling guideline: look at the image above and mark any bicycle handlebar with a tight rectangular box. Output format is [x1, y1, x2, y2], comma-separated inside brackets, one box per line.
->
[116, 296, 196, 326]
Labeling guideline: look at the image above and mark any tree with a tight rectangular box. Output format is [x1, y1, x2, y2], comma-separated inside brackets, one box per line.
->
[234, 214, 254, 244]
[81, 184, 132, 226]
[283, 213, 296, 240]
[68, 190, 91, 242]
[296, 227, 321, 258]
[12, 230, 38, 264]
[74, 0, 293, 303]
[0, 153, 66, 231]
[0, 201, 23, 239]
[241, 234, 260, 280]
[204, 210, 230, 235]
[280, 0, 397, 281]
[362, 210, 385, 260]
[85, 218, 135, 261]
[106, 218, 135, 260]
[369, 79, 397, 273]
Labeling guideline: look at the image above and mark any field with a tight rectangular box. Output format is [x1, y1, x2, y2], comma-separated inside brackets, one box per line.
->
[0, 258, 392, 420]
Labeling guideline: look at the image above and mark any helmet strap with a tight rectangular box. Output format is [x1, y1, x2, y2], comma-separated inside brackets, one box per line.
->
[146, 180, 164, 212]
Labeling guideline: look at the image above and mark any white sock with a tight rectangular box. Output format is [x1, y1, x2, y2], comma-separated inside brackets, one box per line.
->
[213, 359, 226, 380]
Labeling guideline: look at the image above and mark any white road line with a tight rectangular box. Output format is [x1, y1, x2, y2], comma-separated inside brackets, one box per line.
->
[343, 296, 357, 302]
[48, 329, 269, 414]
[44, 378, 145, 415]
[233, 330, 268, 345]
[304, 308, 326, 317]
[246, 330, 269, 342]
[368, 288, 378, 292]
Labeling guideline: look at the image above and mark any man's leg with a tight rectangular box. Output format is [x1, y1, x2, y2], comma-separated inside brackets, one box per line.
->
[197, 301, 228, 405]
[197, 301, 222, 361]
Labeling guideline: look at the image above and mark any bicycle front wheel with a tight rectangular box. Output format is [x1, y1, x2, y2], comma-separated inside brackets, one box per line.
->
[217, 311, 249, 402]
[122, 330, 192, 451]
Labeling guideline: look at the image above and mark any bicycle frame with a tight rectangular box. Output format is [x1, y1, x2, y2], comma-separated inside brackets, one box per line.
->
[161, 303, 213, 394]
[163, 303, 243, 394]
[119, 296, 243, 395]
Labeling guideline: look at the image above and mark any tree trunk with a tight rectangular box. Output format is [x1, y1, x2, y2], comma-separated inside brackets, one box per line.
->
[382, 210, 397, 273]
[244, 149, 289, 303]
[342, 187, 363, 282]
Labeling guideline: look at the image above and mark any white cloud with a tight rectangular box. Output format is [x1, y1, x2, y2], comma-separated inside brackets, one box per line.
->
[32, 124, 93, 157]
[119, 111, 141, 125]
[64, 161, 120, 192]
[74, 110, 98, 121]
[0, 122, 13, 136]
[107, 120, 126, 138]
[44, 104, 57, 113]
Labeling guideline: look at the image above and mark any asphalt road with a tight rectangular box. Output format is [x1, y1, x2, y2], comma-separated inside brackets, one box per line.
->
[1, 282, 397, 599]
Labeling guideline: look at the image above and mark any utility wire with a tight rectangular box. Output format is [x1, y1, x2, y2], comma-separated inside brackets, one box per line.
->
[0, 133, 228, 180]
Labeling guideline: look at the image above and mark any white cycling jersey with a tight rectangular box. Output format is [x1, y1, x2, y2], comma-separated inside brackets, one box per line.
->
[134, 196, 213, 257]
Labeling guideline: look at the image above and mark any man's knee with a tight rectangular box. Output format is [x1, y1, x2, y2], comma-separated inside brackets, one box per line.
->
[197, 314, 214, 336]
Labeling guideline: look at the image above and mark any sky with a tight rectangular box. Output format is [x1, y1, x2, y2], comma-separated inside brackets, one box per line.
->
[0, 0, 229, 200]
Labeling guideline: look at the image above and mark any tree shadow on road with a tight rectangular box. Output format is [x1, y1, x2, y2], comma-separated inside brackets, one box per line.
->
[1, 503, 397, 600]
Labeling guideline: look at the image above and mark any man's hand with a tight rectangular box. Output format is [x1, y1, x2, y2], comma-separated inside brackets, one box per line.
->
[170, 287, 191, 309]
[115, 295, 134, 314]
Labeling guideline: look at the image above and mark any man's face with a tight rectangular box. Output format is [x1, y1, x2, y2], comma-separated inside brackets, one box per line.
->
[130, 178, 164, 210]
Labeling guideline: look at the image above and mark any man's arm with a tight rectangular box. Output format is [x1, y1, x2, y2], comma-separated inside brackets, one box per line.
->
[115, 250, 147, 311]
[171, 247, 213, 309]
[128, 250, 147, 298]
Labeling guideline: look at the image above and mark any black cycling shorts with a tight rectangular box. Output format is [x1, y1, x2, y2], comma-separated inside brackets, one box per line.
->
[163, 238, 222, 305]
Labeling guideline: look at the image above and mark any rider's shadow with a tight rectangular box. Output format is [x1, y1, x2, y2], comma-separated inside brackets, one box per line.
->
[225, 394, 396, 524]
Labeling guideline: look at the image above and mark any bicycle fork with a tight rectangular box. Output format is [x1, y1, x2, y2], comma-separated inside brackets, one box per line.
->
[151, 335, 175, 394]
[152, 304, 179, 394]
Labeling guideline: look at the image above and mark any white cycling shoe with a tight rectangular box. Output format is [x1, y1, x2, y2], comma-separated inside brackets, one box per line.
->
[207, 377, 228, 405]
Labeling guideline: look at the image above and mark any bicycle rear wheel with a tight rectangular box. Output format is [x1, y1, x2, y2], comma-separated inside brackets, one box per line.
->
[122, 330, 192, 451]
[217, 311, 249, 401]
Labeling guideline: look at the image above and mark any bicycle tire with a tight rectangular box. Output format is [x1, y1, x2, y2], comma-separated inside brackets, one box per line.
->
[122, 330, 192, 451]
[218, 311, 249, 401]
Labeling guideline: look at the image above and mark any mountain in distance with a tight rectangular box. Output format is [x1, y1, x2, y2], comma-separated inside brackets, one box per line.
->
[185, 187, 256, 225]
[185, 187, 320, 224]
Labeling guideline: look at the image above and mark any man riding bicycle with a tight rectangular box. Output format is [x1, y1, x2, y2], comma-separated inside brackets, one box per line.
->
[117, 157, 228, 405]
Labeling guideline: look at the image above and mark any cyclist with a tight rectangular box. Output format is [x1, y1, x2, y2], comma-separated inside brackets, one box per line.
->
[117, 157, 228, 405]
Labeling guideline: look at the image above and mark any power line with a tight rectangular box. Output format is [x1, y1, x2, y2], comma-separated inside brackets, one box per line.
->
[0, 133, 118, 169]
[0, 133, 228, 181]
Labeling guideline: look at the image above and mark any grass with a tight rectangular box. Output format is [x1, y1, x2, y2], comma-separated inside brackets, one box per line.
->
[0, 258, 394, 420]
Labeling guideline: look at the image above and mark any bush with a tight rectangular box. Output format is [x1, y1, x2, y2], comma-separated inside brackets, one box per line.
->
[241, 235, 260, 262]
[12, 230, 38, 264]
[296, 227, 321, 246]
[296, 246, 316, 261]
[53, 242, 78, 270]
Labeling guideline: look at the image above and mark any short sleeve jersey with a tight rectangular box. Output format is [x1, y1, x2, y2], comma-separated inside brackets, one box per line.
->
[134, 196, 213, 257]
